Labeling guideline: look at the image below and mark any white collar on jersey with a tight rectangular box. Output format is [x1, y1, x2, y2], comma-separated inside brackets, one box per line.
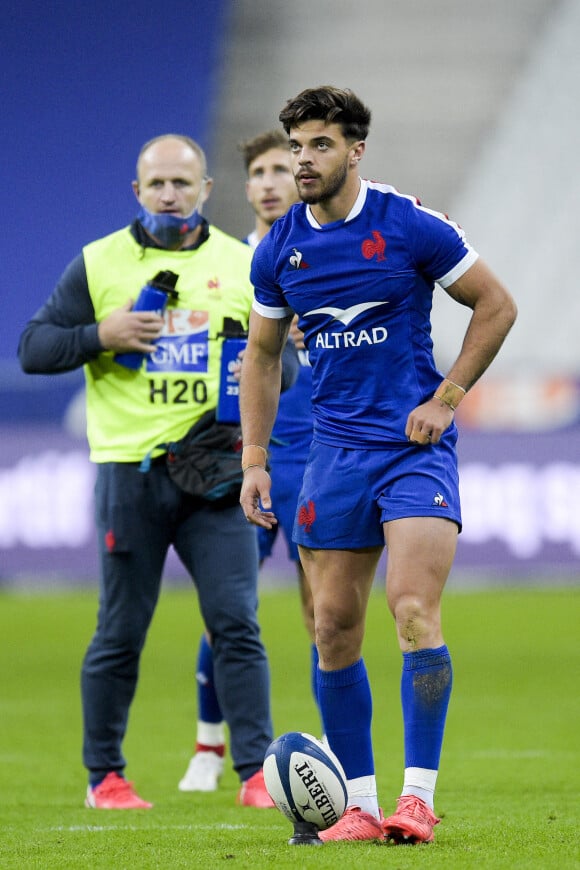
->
[305, 177, 367, 229]
[246, 229, 260, 250]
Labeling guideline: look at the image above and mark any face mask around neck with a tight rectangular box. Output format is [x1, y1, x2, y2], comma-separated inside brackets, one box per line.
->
[136, 206, 204, 247]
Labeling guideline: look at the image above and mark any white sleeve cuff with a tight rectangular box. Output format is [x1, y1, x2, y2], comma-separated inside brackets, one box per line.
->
[437, 247, 479, 288]
[252, 299, 293, 319]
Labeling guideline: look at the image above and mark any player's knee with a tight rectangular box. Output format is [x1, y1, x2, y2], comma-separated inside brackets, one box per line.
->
[314, 612, 364, 666]
[391, 594, 436, 649]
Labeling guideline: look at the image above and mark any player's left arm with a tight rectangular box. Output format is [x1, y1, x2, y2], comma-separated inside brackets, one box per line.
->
[406, 257, 517, 444]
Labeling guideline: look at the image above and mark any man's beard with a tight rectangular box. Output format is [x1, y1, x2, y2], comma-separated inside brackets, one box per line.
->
[298, 158, 349, 205]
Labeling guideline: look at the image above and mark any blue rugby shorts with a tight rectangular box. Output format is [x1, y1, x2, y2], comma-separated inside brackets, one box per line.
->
[258, 456, 306, 562]
[292, 436, 462, 550]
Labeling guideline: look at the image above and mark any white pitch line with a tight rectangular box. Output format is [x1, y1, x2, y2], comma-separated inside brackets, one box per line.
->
[46, 822, 285, 833]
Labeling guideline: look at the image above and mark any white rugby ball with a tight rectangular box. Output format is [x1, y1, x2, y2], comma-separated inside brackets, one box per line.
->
[263, 732, 347, 830]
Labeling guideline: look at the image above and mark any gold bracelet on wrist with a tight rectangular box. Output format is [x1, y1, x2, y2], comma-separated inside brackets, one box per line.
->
[241, 444, 268, 471]
[433, 378, 466, 411]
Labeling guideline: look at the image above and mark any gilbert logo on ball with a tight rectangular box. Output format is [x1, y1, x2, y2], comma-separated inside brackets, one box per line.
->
[263, 732, 347, 830]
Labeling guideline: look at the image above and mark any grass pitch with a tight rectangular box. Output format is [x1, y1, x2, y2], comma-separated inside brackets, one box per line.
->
[0, 583, 578, 869]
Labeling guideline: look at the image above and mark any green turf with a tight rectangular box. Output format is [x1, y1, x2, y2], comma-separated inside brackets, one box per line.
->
[0, 584, 578, 869]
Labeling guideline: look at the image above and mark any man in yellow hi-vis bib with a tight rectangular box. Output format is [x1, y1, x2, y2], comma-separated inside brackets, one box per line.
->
[19, 135, 297, 810]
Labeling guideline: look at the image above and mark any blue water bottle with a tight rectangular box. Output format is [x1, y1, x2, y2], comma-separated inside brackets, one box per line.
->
[216, 318, 248, 423]
[114, 270, 179, 369]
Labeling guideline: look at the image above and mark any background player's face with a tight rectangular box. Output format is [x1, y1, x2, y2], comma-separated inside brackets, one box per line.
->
[288, 120, 354, 205]
[246, 147, 299, 226]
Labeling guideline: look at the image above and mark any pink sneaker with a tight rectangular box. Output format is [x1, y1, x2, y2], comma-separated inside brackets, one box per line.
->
[319, 806, 384, 842]
[85, 772, 153, 809]
[236, 768, 276, 808]
[382, 795, 440, 844]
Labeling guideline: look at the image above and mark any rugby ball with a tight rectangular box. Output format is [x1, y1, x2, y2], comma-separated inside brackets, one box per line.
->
[263, 732, 347, 830]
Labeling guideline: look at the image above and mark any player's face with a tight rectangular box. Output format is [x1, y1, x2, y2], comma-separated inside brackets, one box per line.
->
[245, 148, 299, 226]
[288, 120, 357, 205]
[133, 138, 209, 217]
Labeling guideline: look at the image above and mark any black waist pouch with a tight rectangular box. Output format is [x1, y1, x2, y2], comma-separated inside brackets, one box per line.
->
[139, 410, 244, 501]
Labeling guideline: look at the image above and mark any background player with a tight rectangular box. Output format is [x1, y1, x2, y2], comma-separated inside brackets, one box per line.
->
[179, 131, 319, 794]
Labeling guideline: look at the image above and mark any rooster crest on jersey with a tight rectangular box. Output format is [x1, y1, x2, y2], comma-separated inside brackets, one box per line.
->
[361, 229, 386, 261]
[263, 732, 348, 831]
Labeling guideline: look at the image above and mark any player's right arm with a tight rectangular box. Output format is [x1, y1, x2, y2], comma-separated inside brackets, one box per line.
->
[239, 308, 292, 527]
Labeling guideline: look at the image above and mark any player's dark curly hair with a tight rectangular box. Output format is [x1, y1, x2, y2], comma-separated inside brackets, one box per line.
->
[279, 86, 371, 141]
[238, 129, 289, 172]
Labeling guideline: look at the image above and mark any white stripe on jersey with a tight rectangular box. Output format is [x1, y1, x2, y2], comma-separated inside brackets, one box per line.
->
[245, 229, 260, 250]
[437, 248, 479, 288]
[366, 178, 464, 232]
[252, 299, 292, 319]
[365, 179, 478, 285]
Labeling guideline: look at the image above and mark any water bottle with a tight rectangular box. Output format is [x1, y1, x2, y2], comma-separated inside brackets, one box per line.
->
[216, 318, 248, 423]
[114, 270, 179, 369]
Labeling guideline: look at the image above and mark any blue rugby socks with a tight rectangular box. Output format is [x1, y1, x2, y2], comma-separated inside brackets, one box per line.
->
[195, 633, 225, 752]
[318, 658, 378, 816]
[400, 644, 453, 808]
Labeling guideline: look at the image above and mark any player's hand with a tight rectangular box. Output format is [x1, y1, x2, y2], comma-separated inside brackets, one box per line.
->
[405, 397, 455, 445]
[240, 467, 278, 529]
[98, 299, 164, 353]
[232, 347, 245, 382]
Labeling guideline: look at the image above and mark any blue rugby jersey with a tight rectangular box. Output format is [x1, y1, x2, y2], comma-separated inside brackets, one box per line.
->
[251, 179, 478, 448]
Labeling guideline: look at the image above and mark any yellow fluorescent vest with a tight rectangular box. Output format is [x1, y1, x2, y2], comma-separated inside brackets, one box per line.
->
[83, 226, 254, 462]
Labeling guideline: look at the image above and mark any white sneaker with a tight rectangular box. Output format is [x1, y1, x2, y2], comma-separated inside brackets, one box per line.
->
[178, 751, 225, 792]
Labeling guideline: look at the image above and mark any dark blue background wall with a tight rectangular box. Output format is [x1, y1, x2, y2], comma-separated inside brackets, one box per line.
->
[1, 1, 230, 418]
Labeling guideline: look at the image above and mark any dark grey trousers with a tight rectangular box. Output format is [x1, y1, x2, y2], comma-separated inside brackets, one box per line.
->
[82, 460, 272, 783]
